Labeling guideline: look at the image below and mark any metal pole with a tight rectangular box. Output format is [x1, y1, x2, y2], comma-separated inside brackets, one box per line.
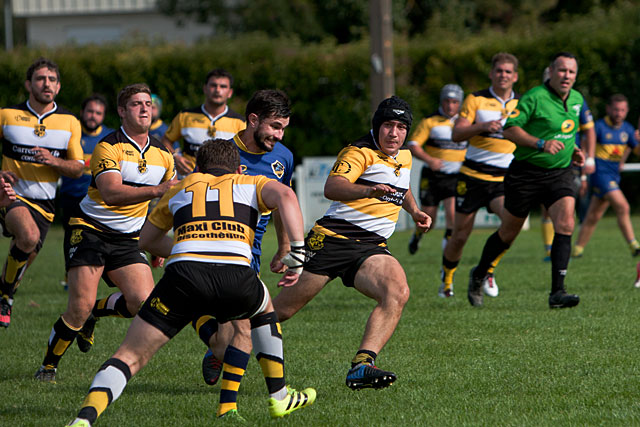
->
[4, 0, 13, 51]
[369, 0, 394, 112]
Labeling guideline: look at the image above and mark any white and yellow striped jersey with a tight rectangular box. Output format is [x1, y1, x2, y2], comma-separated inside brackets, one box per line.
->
[70, 128, 176, 237]
[164, 105, 245, 170]
[0, 101, 83, 221]
[407, 110, 467, 174]
[148, 171, 272, 267]
[312, 132, 412, 244]
[458, 88, 519, 182]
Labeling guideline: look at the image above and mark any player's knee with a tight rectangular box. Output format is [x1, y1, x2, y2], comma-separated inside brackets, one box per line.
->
[15, 228, 39, 251]
[385, 281, 410, 309]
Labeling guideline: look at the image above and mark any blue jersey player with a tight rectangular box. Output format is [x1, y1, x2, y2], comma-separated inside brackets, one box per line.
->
[189, 90, 295, 385]
[573, 94, 640, 259]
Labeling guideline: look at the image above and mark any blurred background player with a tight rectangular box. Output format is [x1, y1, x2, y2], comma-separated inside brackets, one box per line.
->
[407, 84, 467, 256]
[0, 58, 83, 328]
[573, 94, 639, 259]
[60, 94, 113, 288]
[149, 94, 169, 141]
[439, 53, 520, 298]
[162, 69, 245, 176]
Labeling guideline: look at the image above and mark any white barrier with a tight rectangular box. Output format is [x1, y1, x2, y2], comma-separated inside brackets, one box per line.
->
[295, 156, 523, 231]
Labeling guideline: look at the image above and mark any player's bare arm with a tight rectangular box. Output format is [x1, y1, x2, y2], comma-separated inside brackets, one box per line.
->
[96, 173, 177, 206]
[452, 116, 502, 142]
[582, 127, 596, 174]
[402, 187, 432, 232]
[33, 146, 83, 178]
[139, 221, 173, 258]
[324, 175, 394, 201]
[270, 209, 290, 274]
[408, 144, 443, 171]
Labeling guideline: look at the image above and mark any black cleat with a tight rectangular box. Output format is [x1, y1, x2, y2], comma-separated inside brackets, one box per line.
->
[202, 349, 223, 386]
[346, 363, 396, 390]
[77, 314, 97, 353]
[408, 232, 422, 255]
[549, 290, 580, 309]
[467, 267, 484, 307]
[0, 298, 12, 328]
[34, 366, 57, 383]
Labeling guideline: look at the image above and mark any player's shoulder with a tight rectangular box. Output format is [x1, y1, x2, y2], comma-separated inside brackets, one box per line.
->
[99, 129, 122, 145]
[350, 133, 376, 150]
[149, 134, 171, 153]
[471, 88, 492, 99]
[54, 105, 79, 118]
[224, 107, 245, 121]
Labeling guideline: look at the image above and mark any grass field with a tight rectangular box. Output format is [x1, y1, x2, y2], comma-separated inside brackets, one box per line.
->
[2, 216, 640, 426]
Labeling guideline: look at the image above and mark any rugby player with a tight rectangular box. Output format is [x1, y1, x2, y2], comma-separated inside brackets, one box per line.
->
[440, 53, 520, 299]
[273, 96, 432, 390]
[0, 58, 84, 327]
[35, 83, 176, 382]
[65, 139, 315, 426]
[407, 84, 467, 259]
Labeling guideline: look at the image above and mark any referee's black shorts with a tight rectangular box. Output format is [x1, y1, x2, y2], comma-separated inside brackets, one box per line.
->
[504, 160, 575, 218]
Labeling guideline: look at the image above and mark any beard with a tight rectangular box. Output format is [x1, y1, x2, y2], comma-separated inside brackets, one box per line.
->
[81, 118, 100, 132]
[253, 128, 278, 152]
[32, 91, 55, 105]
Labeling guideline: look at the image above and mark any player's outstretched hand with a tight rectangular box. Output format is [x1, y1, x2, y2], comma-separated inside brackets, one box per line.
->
[368, 183, 395, 198]
[278, 270, 300, 287]
[0, 170, 17, 185]
[270, 251, 288, 274]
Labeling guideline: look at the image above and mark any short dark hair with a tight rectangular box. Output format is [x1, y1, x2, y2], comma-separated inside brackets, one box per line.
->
[608, 93, 628, 105]
[550, 52, 578, 68]
[117, 83, 151, 109]
[81, 94, 108, 111]
[196, 139, 240, 172]
[204, 68, 234, 87]
[491, 52, 518, 70]
[26, 57, 60, 82]
[245, 89, 291, 121]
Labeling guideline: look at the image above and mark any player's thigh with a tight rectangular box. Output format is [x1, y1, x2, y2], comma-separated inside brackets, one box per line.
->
[5, 205, 39, 243]
[604, 189, 630, 213]
[109, 263, 155, 304]
[65, 265, 104, 325]
[354, 254, 408, 304]
[585, 195, 609, 220]
[489, 195, 505, 220]
[442, 197, 455, 226]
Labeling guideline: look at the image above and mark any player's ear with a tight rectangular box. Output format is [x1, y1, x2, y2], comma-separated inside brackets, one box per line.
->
[248, 113, 259, 128]
[235, 165, 242, 174]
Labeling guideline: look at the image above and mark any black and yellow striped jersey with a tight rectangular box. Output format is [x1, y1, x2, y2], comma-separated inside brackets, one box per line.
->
[70, 127, 176, 237]
[312, 132, 412, 245]
[407, 110, 467, 174]
[148, 170, 272, 267]
[0, 101, 83, 221]
[458, 88, 519, 182]
[164, 105, 245, 170]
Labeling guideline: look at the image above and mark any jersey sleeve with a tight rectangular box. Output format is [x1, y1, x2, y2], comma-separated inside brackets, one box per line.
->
[505, 91, 534, 130]
[148, 184, 181, 231]
[627, 123, 638, 149]
[90, 142, 121, 179]
[254, 175, 276, 213]
[66, 117, 84, 162]
[328, 146, 367, 183]
[162, 150, 177, 182]
[459, 94, 477, 124]
[164, 113, 183, 143]
[579, 100, 594, 131]
[407, 118, 431, 147]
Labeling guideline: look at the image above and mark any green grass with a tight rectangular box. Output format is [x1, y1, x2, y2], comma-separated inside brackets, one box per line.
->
[2, 216, 640, 426]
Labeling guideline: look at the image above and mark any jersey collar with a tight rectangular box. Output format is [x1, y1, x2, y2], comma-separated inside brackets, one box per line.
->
[120, 126, 150, 153]
[488, 86, 515, 106]
[26, 100, 58, 123]
[234, 130, 266, 154]
[200, 104, 229, 124]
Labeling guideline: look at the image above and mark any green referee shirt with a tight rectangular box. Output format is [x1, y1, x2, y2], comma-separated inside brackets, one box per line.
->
[505, 82, 584, 169]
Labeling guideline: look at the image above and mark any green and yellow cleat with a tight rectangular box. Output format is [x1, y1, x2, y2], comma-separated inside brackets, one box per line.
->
[268, 386, 316, 418]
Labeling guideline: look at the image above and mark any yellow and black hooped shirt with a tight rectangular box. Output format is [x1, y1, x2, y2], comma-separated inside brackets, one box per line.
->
[164, 105, 245, 170]
[70, 128, 176, 237]
[312, 132, 412, 245]
[148, 170, 272, 267]
[0, 101, 83, 221]
[458, 88, 519, 182]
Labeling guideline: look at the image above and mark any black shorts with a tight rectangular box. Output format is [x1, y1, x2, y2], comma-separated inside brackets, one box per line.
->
[137, 262, 268, 338]
[454, 174, 504, 214]
[66, 227, 149, 274]
[304, 231, 392, 287]
[504, 160, 576, 218]
[419, 168, 458, 207]
[0, 199, 51, 253]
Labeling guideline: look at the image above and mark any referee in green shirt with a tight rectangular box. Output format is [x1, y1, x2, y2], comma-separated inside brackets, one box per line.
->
[467, 52, 585, 309]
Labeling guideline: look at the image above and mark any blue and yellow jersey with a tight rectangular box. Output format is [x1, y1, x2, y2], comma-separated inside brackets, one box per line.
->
[70, 128, 176, 237]
[407, 110, 467, 174]
[165, 105, 245, 170]
[233, 131, 294, 269]
[312, 132, 412, 245]
[458, 88, 519, 182]
[149, 119, 168, 141]
[0, 101, 83, 221]
[574, 100, 594, 149]
[148, 171, 273, 267]
[60, 125, 113, 198]
[594, 116, 638, 174]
